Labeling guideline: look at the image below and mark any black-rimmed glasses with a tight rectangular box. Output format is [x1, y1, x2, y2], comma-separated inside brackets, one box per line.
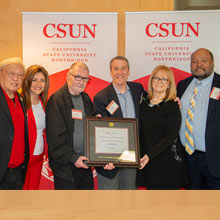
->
[69, 72, 91, 83]
[152, 76, 169, 84]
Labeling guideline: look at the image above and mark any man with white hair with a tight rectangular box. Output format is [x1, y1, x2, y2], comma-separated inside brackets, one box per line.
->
[0, 57, 29, 189]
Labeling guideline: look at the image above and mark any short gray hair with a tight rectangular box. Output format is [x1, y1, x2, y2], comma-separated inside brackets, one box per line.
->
[69, 62, 89, 74]
[110, 56, 130, 70]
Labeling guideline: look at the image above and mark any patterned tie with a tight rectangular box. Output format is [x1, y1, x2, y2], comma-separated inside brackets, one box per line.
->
[185, 83, 200, 155]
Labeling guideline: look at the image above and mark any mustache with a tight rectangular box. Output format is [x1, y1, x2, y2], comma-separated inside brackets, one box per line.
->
[76, 84, 84, 88]
[195, 67, 206, 72]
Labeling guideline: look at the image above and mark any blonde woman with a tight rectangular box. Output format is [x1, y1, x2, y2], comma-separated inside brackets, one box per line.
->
[136, 65, 188, 189]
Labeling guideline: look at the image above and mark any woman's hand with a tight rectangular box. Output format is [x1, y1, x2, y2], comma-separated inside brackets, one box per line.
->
[139, 154, 149, 169]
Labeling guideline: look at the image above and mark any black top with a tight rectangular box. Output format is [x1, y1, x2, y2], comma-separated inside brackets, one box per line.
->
[136, 95, 188, 189]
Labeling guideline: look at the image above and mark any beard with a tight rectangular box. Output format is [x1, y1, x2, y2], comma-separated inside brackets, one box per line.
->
[191, 66, 214, 80]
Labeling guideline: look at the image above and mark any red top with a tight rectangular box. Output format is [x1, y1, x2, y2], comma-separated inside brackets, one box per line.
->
[23, 99, 47, 190]
[3, 90, 25, 168]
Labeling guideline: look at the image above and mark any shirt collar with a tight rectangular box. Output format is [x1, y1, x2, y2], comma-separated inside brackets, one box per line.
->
[113, 83, 130, 95]
[193, 72, 214, 87]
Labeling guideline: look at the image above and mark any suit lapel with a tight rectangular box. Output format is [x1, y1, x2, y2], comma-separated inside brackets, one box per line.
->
[0, 87, 13, 123]
[27, 107, 37, 155]
[207, 73, 220, 122]
[178, 77, 194, 99]
[27, 107, 36, 129]
[128, 82, 139, 118]
[108, 84, 123, 117]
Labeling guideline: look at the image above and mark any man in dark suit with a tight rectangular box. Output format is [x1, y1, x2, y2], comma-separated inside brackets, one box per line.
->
[0, 57, 29, 189]
[177, 48, 220, 189]
[93, 56, 143, 189]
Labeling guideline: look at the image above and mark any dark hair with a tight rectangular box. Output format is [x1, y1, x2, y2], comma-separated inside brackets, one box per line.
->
[110, 56, 130, 70]
[22, 65, 49, 110]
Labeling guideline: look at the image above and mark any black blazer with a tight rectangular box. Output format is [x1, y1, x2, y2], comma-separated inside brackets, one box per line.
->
[93, 82, 144, 179]
[0, 87, 29, 182]
[177, 72, 220, 178]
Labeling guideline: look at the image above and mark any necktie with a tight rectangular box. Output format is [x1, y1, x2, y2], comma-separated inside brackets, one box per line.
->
[185, 83, 200, 155]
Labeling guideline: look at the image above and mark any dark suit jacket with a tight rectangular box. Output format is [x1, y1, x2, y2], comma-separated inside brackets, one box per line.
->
[93, 82, 144, 179]
[0, 87, 29, 182]
[177, 72, 220, 178]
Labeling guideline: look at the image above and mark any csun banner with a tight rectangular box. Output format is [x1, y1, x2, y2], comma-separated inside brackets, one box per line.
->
[23, 12, 118, 189]
[125, 10, 220, 89]
[23, 12, 118, 98]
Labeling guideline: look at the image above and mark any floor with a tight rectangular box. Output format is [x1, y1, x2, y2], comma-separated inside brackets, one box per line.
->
[0, 191, 219, 220]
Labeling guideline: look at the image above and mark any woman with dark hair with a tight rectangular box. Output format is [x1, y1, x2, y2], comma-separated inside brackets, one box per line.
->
[136, 65, 188, 189]
[22, 65, 49, 189]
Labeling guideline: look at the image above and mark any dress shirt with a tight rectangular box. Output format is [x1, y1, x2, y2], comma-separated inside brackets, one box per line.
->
[179, 72, 214, 152]
[113, 84, 136, 118]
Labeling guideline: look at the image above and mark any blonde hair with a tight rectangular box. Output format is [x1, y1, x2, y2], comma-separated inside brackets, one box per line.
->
[148, 65, 176, 101]
[0, 57, 25, 71]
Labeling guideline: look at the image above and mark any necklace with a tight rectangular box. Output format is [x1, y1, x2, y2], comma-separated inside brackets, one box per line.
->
[147, 99, 165, 108]
[148, 102, 160, 107]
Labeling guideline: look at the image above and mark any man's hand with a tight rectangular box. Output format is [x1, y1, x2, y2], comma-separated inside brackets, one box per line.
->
[74, 156, 89, 169]
[139, 154, 149, 170]
[174, 97, 181, 109]
[104, 162, 115, 170]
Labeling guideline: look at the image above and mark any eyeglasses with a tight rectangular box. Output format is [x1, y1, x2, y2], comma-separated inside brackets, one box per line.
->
[152, 76, 169, 84]
[7, 71, 24, 80]
[69, 72, 91, 83]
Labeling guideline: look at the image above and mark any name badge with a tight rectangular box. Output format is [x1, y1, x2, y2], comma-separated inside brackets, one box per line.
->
[106, 100, 119, 115]
[210, 87, 220, 100]
[72, 109, 83, 120]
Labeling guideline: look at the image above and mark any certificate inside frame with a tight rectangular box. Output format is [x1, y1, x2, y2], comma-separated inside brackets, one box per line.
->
[85, 116, 140, 168]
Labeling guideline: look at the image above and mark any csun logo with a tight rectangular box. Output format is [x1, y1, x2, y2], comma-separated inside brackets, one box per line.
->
[145, 22, 200, 38]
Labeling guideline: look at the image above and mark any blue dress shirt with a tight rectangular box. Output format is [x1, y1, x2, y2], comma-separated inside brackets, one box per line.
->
[179, 72, 214, 152]
[113, 84, 136, 119]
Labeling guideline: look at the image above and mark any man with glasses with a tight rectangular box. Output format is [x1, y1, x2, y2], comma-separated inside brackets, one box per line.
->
[46, 62, 94, 189]
[93, 56, 144, 189]
[0, 57, 29, 189]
